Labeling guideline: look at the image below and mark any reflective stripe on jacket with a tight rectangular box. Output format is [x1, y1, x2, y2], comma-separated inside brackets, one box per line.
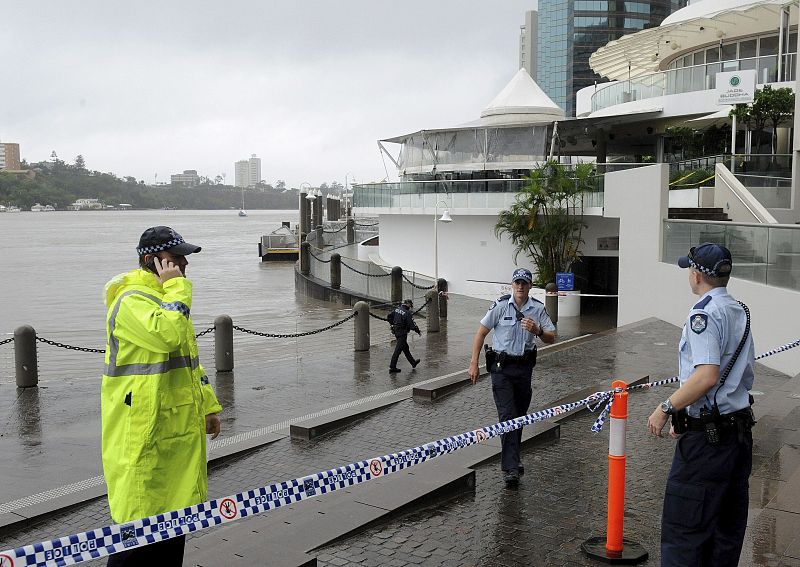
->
[101, 268, 222, 523]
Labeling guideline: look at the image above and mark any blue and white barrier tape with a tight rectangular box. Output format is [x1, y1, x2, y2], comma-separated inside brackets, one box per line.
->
[0, 390, 610, 567]
[3, 337, 797, 566]
[589, 337, 800, 433]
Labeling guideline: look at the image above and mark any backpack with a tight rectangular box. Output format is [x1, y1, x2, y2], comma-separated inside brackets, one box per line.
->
[387, 310, 396, 326]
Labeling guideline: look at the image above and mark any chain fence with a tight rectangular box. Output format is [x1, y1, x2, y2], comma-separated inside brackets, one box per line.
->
[0, 310, 391, 385]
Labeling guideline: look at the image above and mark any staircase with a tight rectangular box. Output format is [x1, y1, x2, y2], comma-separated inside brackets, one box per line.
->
[668, 207, 730, 221]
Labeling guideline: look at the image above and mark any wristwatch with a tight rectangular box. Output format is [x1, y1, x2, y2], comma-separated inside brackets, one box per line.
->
[660, 398, 675, 415]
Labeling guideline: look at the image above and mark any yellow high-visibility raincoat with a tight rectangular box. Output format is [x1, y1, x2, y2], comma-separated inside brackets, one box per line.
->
[101, 268, 222, 523]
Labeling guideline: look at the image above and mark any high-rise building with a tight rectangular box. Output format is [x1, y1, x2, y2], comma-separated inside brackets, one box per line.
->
[523, 0, 685, 116]
[518, 11, 538, 80]
[235, 154, 261, 188]
[0, 142, 21, 170]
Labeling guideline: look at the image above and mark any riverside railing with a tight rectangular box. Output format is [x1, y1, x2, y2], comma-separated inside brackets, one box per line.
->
[663, 219, 800, 291]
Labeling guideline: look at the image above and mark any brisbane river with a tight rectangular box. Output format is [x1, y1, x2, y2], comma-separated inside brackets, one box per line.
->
[0, 209, 357, 384]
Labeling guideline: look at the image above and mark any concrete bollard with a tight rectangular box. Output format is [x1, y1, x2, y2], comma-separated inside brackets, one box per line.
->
[300, 241, 310, 275]
[437, 278, 448, 319]
[354, 301, 370, 352]
[426, 290, 440, 333]
[545, 282, 558, 325]
[214, 315, 234, 372]
[391, 267, 403, 306]
[331, 253, 341, 289]
[315, 225, 324, 248]
[347, 218, 355, 244]
[313, 195, 323, 228]
[14, 325, 39, 388]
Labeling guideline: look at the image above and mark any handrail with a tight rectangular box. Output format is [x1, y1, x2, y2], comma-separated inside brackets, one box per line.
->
[714, 163, 777, 225]
[663, 218, 800, 230]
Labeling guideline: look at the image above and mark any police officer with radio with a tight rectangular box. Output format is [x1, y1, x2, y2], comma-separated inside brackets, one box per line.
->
[389, 298, 421, 373]
[469, 268, 556, 487]
[647, 243, 755, 567]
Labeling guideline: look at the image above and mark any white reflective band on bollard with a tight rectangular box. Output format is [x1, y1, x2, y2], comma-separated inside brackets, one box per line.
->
[608, 417, 626, 458]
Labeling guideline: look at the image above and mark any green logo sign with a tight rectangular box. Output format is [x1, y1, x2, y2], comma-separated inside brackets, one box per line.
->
[730, 76, 740, 87]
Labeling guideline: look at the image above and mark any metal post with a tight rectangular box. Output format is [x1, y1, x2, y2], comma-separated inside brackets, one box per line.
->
[300, 241, 310, 275]
[315, 225, 323, 248]
[214, 315, 234, 372]
[545, 282, 559, 326]
[14, 325, 38, 388]
[426, 290, 440, 333]
[391, 266, 403, 305]
[437, 278, 448, 319]
[331, 253, 341, 289]
[353, 301, 370, 352]
[347, 218, 355, 244]
[314, 195, 323, 228]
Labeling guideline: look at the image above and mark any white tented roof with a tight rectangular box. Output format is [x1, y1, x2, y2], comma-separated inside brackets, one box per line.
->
[477, 68, 565, 124]
[590, 0, 797, 81]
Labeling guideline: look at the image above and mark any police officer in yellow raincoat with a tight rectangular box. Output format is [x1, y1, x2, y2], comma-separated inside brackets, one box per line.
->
[102, 226, 222, 566]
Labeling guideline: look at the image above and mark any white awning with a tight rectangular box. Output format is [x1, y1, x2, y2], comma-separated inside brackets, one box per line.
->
[590, 0, 797, 81]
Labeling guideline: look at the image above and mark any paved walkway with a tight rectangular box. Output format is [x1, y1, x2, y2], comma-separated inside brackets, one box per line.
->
[1, 295, 798, 566]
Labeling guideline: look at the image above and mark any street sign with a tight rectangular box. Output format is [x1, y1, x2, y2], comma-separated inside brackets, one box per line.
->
[716, 70, 756, 105]
[556, 272, 574, 291]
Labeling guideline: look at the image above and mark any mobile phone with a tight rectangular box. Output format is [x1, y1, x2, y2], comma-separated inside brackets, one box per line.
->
[145, 256, 158, 274]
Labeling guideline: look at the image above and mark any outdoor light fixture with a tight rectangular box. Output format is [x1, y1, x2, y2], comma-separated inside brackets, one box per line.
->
[434, 200, 453, 285]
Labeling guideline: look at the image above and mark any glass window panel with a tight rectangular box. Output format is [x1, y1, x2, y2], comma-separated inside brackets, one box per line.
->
[759, 35, 778, 56]
[693, 52, 704, 65]
[740, 39, 757, 58]
[758, 55, 777, 83]
[790, 32, 797, 52]
[706, 48, 719, 63]
[721, 43, 737, 61]
[739, 58, 757, 72]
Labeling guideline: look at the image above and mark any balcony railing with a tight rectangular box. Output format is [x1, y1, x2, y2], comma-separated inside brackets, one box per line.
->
[592, 53, 796, 113]
[663, 219, 800, 291]
[352, 164, 664, 211]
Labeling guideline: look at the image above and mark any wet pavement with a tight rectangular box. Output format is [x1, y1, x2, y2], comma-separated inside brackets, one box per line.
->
[1, 293, 798, 566]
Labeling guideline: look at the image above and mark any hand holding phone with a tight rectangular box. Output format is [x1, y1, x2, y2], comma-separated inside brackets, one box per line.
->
[146, 255, 182, 283]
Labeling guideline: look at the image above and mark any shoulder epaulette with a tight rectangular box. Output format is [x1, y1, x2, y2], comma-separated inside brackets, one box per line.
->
[497, 294, 511, 302]
[530, 297, 544, 305]
[693, 296, 713, 310]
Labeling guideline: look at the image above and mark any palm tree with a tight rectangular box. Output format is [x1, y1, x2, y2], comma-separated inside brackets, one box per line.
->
[495, 161, 594, 286]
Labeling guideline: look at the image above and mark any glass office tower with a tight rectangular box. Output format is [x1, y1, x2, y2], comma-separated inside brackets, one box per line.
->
[536, 0, 685, 116]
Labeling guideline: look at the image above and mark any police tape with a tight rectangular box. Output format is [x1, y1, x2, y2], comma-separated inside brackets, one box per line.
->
[4, 337, 798, 566]
[0, 390, 612, 567]
[589, 337, 800, 433]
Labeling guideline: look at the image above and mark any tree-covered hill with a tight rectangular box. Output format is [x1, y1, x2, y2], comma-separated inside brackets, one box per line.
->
[0, 161, 300, 210]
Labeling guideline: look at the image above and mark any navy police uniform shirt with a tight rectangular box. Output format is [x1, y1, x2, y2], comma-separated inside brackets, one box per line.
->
[480, 295, 555, 356]
[679, 287, 755, 418]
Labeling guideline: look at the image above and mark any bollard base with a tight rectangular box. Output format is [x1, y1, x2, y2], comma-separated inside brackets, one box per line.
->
[581, 537, 648, 564]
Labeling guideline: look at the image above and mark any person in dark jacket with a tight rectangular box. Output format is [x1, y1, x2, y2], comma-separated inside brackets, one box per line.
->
[389, 299, 421, 373]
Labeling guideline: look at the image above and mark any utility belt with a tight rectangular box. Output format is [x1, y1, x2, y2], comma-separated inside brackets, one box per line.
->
[484, 346, 537, 372]
[672, 406, 755, 445]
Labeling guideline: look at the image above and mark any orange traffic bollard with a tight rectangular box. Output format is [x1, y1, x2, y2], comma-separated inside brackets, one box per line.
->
[582, 380, 648, 564]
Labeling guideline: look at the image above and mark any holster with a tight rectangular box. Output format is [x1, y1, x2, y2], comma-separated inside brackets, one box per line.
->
[671, 408, 689, 435]
[484, 345, 497, 372]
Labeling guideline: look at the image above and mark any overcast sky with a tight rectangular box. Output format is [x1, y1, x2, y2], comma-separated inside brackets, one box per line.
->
[1, 1, 536, 188]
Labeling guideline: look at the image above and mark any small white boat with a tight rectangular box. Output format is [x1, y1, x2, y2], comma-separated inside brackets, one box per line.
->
[31, 203, 45, 212]
[43, 205, 56, 212]
[238, 187, 247, 217]
[6, 205, 21, 213]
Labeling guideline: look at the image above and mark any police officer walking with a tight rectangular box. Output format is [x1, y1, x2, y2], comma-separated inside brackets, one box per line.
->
[389, 298, 421, 373]
[647, 243, 755, 567]
[469, 268, 556, 487]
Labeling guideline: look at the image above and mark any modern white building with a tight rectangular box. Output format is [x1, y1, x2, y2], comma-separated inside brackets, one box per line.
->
[351, 0, 800, 375]
[170, 169, 201, 188]
[235, 154, 261, 188]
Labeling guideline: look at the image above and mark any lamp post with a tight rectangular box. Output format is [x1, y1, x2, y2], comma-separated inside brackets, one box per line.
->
[433, 200, 453, 285]
[344, 172, 355, 218]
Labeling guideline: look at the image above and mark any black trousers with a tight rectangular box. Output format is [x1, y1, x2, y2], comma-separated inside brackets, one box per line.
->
[661, 429, 752, 567]
[107, 535, 186, 566]
[390, 333, 415, 368]
[490, 363, 534, 472]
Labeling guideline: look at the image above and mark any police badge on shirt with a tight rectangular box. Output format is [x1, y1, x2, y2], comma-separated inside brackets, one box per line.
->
[690, 313, 708, 334]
